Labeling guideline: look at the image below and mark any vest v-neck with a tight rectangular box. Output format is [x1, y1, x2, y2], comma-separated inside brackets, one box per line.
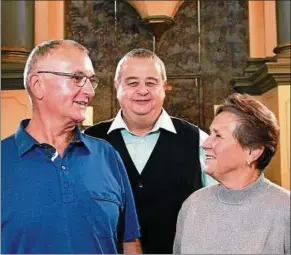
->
[108, 129, 165, 177]
[85, 117, 203, 253]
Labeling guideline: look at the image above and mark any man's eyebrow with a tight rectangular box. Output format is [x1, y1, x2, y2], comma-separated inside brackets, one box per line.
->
[74, 70, 95, 77]
[73, 70, 85, 74]
[125, 76, 139, 81]
[124, 76, 159, 83]
[146, 77, 159, 82]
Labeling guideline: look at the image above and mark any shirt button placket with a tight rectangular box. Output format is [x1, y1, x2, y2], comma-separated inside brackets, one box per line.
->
[60, 163, 74, 203]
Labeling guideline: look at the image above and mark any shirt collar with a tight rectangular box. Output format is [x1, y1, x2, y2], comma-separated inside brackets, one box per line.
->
[107, 109, 177, 135]
[15, 119, 38, 156]
[154, 109, 177, 133]
[107, 110, 128, 134]
[15, 119, 90, 156]
[74, 127, 91, 152]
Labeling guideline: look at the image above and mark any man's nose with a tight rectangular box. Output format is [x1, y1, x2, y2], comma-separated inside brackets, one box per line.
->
[83, 79, 96, 97]
[137, 83, 149, 95]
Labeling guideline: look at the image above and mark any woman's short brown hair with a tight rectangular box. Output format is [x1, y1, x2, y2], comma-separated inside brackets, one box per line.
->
[216, 93, 280, 171]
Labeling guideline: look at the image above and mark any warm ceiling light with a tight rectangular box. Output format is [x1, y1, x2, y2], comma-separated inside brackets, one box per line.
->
[126, 1, 184, 42]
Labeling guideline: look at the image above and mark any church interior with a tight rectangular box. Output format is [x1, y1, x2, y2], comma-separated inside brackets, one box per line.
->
[1, 0, 290, 190]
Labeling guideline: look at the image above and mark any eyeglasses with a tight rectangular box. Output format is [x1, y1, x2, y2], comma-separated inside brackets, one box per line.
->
[37, 71, 99, 89]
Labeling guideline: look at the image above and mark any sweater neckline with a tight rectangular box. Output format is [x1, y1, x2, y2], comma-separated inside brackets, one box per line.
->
[217, 174, 267, 205]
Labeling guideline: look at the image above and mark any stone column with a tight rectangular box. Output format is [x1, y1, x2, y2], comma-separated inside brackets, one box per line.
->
[231, 0, 290, 189]
[274, 0, 290, 58]
[1, 1, 34, 89]
[1, 1, 34, 63]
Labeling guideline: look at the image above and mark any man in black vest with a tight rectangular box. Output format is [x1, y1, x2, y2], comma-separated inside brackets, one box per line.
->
[85, 49, 215, 254]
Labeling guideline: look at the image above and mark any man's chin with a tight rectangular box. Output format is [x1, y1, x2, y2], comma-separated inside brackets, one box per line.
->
[72, 116, 86, 125]
[133, 111, 152, 116]
[132, 106, 154, 114]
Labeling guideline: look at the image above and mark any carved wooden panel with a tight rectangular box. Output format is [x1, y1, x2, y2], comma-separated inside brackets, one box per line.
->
[164, 75, 205, 130]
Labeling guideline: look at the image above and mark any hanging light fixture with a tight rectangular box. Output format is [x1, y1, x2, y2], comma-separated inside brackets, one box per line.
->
[126, 1, 184, 42]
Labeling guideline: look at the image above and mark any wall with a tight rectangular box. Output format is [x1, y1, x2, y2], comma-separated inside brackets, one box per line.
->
[34, 1, 64, 45]
[1, 90, 32, 138]
[1, 1, 65, 139]
[255, 86, 290, 190]
[248, 1, 277, 58]
[65, 0, 249, 131]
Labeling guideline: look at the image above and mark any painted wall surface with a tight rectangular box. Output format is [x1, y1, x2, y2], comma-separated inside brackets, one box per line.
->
[1, 90, 32, 139]
[34, 1, 64, 45]
[67, 1, 249, 131]
[248, 1, 277, 58]
[256, 86, 290, 190]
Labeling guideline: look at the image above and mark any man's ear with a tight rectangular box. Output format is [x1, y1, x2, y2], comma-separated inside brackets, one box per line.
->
[163, 81, 167, 91]
[163, 81, 171, 91]
[28, 73, 44, 100]
[114, 80, 119, 90]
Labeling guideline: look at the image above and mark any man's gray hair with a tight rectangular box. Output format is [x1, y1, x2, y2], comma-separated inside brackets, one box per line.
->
[23, 39, 88, 97]
[114, 48, 167, 83]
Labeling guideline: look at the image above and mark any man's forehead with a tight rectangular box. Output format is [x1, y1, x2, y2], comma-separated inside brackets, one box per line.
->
[48, 45, 85, 59]
[122, 58, 162, 75]
[37, 47, 94, 72]
[124, 57, 157, 66]
[124, 76, 159, 81]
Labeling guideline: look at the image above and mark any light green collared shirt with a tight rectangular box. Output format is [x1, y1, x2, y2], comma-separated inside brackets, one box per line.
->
[108, 109, 216, 186]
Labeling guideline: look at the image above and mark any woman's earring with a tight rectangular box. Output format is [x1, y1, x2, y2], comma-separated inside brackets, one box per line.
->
[246, 159, 250, 166]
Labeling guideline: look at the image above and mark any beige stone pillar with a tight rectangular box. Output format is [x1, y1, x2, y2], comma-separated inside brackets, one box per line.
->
[266, 0, 291, 189]
[1, 1, 34, 65]
[274, 0, 290, 60]
[1, 2, 34, 138]
[231, 0, 290, 189]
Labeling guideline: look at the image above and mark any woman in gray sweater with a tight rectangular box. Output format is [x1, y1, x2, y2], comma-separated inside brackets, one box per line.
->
[173, 93, 290, 254]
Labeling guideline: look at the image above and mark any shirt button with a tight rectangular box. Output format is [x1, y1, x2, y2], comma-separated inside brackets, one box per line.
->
[61, 165, 66, 170]
[64, 183, 69, 188]
[138, 182, 143, 188]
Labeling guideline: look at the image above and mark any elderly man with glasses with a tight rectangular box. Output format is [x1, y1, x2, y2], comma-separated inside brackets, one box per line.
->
[1, 39, 141, 254]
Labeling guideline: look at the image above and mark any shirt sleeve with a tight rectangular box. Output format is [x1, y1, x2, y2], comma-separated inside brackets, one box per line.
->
[113, 150, 141, 242]
[198, 129, 218, 187]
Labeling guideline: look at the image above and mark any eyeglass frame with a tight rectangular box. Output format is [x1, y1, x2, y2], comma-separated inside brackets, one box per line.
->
[37, 71, 99, 89]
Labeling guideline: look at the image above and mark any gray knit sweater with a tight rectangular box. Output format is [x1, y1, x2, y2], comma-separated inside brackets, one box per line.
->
[173, 174, 290, 254]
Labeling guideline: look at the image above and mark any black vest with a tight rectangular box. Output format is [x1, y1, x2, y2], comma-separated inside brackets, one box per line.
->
[85, 117, 203, 254]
